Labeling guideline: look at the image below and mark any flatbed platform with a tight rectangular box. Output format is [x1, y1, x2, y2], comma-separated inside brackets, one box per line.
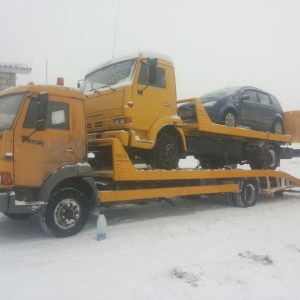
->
[93, 139, 300, 205]
[178, 98, 300, 144]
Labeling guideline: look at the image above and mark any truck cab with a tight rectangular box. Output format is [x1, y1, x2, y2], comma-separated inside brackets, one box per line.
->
[0, 85, 98, 237]
[82, 52, 186, 169]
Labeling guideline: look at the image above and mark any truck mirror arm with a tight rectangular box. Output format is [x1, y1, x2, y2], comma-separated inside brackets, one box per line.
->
[21, 129, 44, 145]
[138, 85, 149, 95]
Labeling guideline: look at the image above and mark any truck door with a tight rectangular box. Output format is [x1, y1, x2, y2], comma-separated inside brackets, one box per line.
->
[133, 61, 174, 131]
[13, 96, 77, 188]
[239, 89, 261, 129]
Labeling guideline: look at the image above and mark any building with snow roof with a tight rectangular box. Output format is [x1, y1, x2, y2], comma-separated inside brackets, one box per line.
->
[0, 62, 31, 91]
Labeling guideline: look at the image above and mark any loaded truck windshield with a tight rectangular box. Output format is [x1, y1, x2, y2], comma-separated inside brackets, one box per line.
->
[82, 58, 136, 93]
[0, 93, 23, 131]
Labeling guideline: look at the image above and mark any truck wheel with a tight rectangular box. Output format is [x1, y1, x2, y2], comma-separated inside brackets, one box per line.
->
[4, 213, 31, 220]
[233, 178, 259, 208]
[152, 133, 179, 170]
[249, 145, 279, 170]
[222, 110, 237, 127]
[39, 188, 90, 238]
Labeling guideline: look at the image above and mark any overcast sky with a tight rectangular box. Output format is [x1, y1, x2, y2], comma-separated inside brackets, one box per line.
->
[1, 0, 299, 110]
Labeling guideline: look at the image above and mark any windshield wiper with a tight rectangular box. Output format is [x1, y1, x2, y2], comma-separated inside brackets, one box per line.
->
[88, 84, 116, 93]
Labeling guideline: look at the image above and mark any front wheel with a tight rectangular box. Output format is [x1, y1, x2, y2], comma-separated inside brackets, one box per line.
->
[39, 188, 90, 238]
[152, 133, 180, 170]
[222, 110, 237, 127]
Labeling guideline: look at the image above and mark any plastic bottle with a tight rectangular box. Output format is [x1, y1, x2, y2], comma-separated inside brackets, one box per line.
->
[96, 214, 107, 241]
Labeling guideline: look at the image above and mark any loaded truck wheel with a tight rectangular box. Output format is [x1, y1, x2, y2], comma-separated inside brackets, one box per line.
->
[4, 213, 31, 220]
[39, 188, 90, 238]
[152, 133, 180, 170]
[249, 145, 279, 170]
[232, 178, 259, 208]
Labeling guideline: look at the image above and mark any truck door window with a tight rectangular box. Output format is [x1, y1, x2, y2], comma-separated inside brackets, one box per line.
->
[138, 63, 166, 88]
[24, 100, 69, 130]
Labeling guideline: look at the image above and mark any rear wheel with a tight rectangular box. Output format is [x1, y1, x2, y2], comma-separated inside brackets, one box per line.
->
[249, 145, 279, 170]
[272, 119, 284, 135]
[222, 110, 237, 127]
[39, 188, 90, 238]
[152, 133, 180, 170]
[233, 178, 259, 208]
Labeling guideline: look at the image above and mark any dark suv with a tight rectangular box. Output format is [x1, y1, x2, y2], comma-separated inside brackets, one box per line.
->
[178, 86, 284, 134]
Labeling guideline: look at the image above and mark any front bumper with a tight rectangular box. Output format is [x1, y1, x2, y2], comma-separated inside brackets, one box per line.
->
[0, 191, 46, 214]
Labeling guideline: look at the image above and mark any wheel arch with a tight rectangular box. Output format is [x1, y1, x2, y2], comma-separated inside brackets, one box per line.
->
[271, 115, 284, 132]
[38, 164, 99, 207]
[158, 125, 186, 158]
[220, 105, 239, 125]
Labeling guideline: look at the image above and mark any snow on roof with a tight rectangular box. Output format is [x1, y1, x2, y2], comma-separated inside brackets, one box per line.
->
[86, 51, 173, 76]
[0, 62, 31, 74]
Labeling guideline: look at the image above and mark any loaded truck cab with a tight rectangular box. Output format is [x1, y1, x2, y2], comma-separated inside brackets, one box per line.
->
[82, 52, 186, 169]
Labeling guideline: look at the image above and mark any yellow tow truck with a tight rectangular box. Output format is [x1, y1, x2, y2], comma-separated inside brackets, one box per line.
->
[1, 84, 300, 237]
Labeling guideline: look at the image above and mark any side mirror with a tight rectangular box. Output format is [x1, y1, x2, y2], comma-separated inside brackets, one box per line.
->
[146, 57, 158, 67]
[241, 94, 250, 101]
[36, 92, 49, 131]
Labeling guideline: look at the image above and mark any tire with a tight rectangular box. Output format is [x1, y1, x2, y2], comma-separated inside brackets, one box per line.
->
[4, 213, 31, 220]
[233, 178, 259, 208]
[152, 133, 180, 170]
[222, 110, 237, 127]
[39, 188, 90, 238]
[249, 145, 279, 170]
[272, 119, 284, 135]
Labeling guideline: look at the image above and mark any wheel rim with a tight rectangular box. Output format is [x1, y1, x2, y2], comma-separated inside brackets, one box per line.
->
[163, 143, 176, 164]
[274, 121, 283, 134]
[266, 147, 277, 169]
[243, 184, 256, 205]
[224, 112, 236, 127]
[54, 199, 81, 229]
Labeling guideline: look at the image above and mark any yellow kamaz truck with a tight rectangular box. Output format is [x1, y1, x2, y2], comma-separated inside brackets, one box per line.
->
[1, 84, 300, 238]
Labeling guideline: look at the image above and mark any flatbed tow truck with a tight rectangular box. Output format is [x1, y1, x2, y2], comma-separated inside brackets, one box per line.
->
[1, 84, 300, 238]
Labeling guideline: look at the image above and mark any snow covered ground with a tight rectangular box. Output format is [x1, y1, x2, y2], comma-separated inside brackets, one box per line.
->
[1, 158, 300, 300]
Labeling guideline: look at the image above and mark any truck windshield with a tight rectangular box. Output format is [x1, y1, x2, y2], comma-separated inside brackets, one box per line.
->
[82, 58, 136, 94]
[0, 93, 24, 131]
